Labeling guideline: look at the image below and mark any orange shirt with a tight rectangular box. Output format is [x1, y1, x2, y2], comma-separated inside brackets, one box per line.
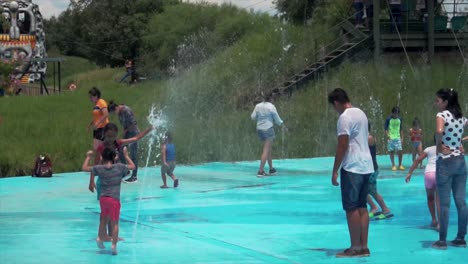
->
[92, 98, 109, 129]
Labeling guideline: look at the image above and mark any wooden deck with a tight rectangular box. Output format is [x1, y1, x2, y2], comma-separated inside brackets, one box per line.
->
[377, 17, 468, 48]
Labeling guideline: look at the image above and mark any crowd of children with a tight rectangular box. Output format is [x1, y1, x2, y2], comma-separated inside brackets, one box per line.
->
[83, 87, 179, 254]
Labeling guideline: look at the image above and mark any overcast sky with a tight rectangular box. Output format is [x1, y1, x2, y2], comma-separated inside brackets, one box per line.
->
[34, 0, 276, 19]
[34, 0, 69, 19]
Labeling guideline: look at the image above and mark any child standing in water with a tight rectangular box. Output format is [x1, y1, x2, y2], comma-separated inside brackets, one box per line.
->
[97, 123, 152, 176]
[409, 117, 423, 169]
[160, 132, 179, 189]
[385, 106, 405, 171]
[95, 123, 152, 198]
[406, 138, 440, 230]
[94, 123, 152, 238]
[82, 147, 135, 255]
[367, 123, 393, 220]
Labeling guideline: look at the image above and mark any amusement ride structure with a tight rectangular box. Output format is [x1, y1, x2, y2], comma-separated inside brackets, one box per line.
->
[0, 0, 47, 84]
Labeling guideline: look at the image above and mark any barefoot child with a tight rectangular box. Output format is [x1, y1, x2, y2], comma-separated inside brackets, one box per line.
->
[93, 123, 152, 237]
[160, 132, 179, 189]
[82, 147, 135, 255]
[405, 140, 439, 230]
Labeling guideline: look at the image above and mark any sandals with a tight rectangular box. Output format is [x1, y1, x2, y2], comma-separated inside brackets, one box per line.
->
[375, 211, 394, 220]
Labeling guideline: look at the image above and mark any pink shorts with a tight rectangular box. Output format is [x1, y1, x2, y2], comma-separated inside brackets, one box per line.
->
[424, 171, 436, 189]
[99, 196, 121, 221]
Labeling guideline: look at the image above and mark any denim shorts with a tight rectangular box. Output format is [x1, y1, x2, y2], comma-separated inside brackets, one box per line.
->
[340, 168, 370, 211]
[411, 141, 421, 149]
[257, 127, 275, 141]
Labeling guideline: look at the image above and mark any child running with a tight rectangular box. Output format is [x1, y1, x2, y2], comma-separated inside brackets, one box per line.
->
[367, 123, 393, 220]
[160, 132, 179, 189]
[409, 117, 423, 169]
[82, 147, 135, 255]
[405, 139, 440, 230]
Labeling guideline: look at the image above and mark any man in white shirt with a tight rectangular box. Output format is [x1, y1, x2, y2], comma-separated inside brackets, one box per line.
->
[328, 88, 374, 258]
[251, 95, 284, 177]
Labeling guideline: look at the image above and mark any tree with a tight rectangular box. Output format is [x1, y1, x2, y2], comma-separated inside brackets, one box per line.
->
[44, 0, 177, 66]
[274, 0, 317, 24]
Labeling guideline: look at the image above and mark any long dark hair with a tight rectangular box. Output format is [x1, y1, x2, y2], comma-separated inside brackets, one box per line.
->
[108, 100, 118, 112]
[436, 88, 463, 119]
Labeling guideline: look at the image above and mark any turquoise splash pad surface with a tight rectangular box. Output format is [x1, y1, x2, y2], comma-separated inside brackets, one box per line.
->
[1, 155, 467, 264]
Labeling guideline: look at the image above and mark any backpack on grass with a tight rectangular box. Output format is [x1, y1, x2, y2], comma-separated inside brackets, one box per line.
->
[33, 155, 52, 177]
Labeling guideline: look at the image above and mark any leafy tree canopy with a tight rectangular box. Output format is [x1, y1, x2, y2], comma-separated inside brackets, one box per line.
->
[45, 0, 179, 67]
[274, 0, 317, 24]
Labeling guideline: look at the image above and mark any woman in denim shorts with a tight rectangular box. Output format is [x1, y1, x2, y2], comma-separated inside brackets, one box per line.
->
[251, 96, 284, 177]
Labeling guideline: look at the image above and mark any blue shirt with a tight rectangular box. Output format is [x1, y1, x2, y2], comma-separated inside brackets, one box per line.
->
[165, 143, 176, 162]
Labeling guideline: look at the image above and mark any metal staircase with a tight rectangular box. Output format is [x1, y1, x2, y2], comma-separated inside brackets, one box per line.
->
[268, 21, 370, 99]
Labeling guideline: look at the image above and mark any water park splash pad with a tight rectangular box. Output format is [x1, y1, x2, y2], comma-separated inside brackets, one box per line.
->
[1, 154, 467, 263]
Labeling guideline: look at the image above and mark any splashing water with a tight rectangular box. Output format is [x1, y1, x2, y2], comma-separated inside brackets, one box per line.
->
[146, 104, 168, 145]
[132, 104, 168, 240]
[461, 62, 468, 113]
[397, 69, 407, 108]
[369, 95, 385, 151]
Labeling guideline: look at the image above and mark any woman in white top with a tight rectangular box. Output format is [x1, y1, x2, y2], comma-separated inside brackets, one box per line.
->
[251, 95, 284, 177]
[432, 88, 468, 250]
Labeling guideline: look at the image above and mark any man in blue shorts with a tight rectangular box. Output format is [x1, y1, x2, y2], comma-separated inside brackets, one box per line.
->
[328, 88, 374, 258]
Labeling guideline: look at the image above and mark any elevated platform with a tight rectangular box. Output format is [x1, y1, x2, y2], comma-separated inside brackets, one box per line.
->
[381, 32, 468, 48]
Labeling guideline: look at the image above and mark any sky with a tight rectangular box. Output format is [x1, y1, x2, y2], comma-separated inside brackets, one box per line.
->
[31, 0, 468, 19]
[34, 0, 69, 19]
[187, 0, 276, 14]
[33, 0, 277, 19]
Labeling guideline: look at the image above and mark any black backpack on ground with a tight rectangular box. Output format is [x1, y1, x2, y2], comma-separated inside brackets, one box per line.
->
[32, 155, 52, 177]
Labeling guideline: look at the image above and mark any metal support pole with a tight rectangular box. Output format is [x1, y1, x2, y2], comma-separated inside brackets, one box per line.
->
[53, 61, 56, 92]
[58, 62, 61, 93]
[428, 0, 435, 60]
[373, 0, 381, 62]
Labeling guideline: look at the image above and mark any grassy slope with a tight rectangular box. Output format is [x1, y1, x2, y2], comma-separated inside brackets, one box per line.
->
[2, 52, 466, 177]
[0, 58, 166, 176]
